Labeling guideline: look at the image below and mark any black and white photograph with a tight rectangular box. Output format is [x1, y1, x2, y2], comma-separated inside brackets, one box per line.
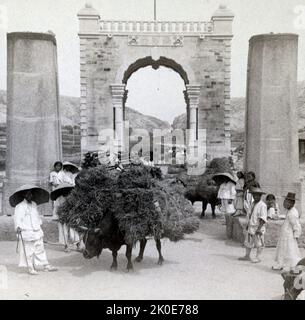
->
[0, 0, 305, 303]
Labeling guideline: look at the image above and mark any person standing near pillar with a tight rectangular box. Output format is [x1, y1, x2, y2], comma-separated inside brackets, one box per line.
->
[51, 184, 74, 253]
[61, 162, 80, 249]
[62, 162, 79, 186]
[49, 161, 64, 190]
[239, 187, 268, 263]
[212, 173, 236, 237]
[272, 193, 302, 273]
[10, 185, 58, 275]
[49, 161, 64, 219]
[244, 172, 260, 216]
[233, 171, 245, 217]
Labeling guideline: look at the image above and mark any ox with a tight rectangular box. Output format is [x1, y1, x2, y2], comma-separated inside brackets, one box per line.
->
[79, 210, 164, 271]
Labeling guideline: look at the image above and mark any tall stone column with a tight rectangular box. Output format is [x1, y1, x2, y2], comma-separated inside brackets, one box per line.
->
[110, 84, 126, 152]
[2, 32, 62, 216]
[183, 90, 190, 131]
[186, 84, 203, 174]
[244, 33, 304, 218]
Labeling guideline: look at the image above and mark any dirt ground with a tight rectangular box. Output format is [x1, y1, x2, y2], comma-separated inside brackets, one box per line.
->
[0, 206, 304, 300]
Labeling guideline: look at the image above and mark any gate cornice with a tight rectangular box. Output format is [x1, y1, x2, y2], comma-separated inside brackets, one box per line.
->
[78, 3, 234, 39]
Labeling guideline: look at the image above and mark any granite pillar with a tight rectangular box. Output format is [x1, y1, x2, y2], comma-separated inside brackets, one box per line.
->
[2, 32, 62, 216]
[110, 84, 125, 152]
[244, 33, 304, 218]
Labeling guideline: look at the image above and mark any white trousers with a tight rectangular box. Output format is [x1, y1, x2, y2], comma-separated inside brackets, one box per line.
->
[19, 237, 49, 269]
[58, 223, 80, 245]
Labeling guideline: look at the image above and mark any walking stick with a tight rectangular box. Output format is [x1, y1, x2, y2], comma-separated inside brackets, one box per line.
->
[17, 230, 31, 272]
[62, 223, 69, 250]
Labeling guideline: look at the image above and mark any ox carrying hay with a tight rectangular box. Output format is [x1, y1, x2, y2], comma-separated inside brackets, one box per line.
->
[177, 157, 233, 218]
[57, 164, 199, 244]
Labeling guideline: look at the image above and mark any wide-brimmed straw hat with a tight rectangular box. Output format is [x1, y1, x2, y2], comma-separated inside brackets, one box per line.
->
[50, 183, 74, 201]
[212, 172, 236, 184]
[249, 187, 266, 195]
[9, 184, 49, 207]
[63, 161, 79, 174]
[283, 192, 298, 201]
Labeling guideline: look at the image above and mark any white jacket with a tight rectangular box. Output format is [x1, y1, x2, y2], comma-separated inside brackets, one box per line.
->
[14, 200, 43, 241]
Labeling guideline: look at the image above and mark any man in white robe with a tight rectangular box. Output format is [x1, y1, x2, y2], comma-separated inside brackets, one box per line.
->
[14, 191, 57, 275]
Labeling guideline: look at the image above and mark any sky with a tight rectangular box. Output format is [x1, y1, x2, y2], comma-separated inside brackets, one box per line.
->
[0, 0, 305, 123]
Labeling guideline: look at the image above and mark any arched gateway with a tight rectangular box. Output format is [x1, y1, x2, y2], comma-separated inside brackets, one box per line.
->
[77, 4, 234, 164]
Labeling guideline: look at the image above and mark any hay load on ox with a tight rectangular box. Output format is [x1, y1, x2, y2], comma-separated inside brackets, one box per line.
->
[57, 164, 200, 245]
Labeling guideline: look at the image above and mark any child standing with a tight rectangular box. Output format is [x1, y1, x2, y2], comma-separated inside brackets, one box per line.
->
[49, 161, 64, 190]
[239, 187, 268, 263]
[49, 161, 64, 219]
[266, 194, 281, 220]
[233, 171, 245, 217]
[272, 193, 302, 273]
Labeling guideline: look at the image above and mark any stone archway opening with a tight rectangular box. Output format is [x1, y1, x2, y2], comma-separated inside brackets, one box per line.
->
[122, 56, 189, 85]
[120, 56, 194, 164]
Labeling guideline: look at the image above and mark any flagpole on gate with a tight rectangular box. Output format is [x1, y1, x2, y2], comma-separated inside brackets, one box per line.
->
[154, 0, 157, 20]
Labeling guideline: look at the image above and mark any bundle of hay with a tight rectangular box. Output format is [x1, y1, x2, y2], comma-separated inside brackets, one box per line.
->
[57, 164, 199, 244]
[197, 157, 233, 194]
[154, 179, 199, 241]
[58, 166, 117, 229]
[177, 157, 233, 193]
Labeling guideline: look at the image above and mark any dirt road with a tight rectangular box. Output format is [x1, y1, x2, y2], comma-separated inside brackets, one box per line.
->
[1, 212, 299, 300]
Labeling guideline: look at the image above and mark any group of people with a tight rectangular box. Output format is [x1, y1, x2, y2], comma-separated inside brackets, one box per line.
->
[12, 150, 132, 275]
[214, 170, 303, 273]
[11, 157, 303, 277]
[11, 160, 81, 275]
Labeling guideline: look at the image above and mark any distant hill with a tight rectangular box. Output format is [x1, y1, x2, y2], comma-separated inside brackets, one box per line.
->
[125, 107, 170, 132]
[172, 82, 305, 145]
[0, 90, 171, 169]
[0, 91, 170, 132]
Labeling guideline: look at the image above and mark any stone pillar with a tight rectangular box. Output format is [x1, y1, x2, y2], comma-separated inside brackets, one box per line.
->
[110, 84, 126, 152]
[186, 85, 201, 146]
[77, 4, 101, 154]
[186, 84, 204, 174]
[244, 33, 304, 218]
[183, 90, 190, 131]
[123, 89, 128, 121]
[2, 32, 62, 216]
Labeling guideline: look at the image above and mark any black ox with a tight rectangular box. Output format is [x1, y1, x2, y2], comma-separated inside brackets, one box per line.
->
[79, 210, 164, 271]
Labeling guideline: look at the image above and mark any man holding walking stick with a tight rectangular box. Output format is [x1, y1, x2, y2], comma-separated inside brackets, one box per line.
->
[10, 185, 58, 275]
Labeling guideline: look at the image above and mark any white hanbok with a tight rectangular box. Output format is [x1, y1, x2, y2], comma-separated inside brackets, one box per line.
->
[217, 181, 236, 214]
[14, 200, 49, 269]
[61, 170, 76, 186]
[49, 170, 65, 190]
[274, 207, 302, 270]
